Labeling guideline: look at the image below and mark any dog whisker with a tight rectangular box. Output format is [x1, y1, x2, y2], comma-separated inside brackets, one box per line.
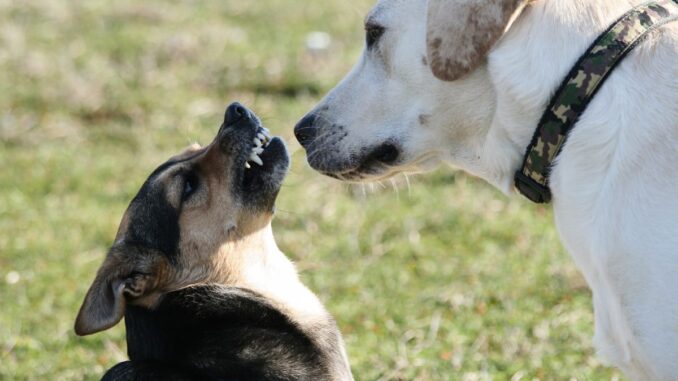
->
[390, 178, 400, 199]
[403, 174, 412, 197]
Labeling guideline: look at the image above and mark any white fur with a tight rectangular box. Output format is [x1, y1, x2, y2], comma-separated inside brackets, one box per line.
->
[305, 0, 678, 379]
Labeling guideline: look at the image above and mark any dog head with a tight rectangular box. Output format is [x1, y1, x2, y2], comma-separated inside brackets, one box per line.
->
[295, 0, 528, 181]
[75, 103, 290, 336]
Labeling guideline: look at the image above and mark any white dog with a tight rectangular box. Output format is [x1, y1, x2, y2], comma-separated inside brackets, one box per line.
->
[294, 0, 678, 379]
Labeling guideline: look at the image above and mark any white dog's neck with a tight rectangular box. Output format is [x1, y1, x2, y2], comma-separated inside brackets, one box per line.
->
[464, 0, 642, 194]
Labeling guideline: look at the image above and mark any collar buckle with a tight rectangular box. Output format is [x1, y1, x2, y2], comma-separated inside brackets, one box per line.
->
[514, 171, 552, 204]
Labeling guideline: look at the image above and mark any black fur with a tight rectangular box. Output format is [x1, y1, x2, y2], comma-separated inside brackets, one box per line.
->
[103, 285, 338, 381]
[123, 147, 207, 264]
[102, 361, 200, 381]
[126, 179, 181, 263]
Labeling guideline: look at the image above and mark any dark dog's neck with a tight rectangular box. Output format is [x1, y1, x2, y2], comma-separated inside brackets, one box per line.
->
[121, 285, 351, 381]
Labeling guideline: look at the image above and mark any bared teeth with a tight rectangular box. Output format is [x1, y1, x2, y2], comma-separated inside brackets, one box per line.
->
[245, 128, 273, 168]
[249, 152, 263, 166]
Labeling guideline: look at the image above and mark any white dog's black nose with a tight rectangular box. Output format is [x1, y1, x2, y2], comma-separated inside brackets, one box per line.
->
[294, 114, 318, 148]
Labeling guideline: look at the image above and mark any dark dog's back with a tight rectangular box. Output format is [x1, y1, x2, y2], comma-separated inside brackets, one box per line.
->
[103, 285, 340, 381]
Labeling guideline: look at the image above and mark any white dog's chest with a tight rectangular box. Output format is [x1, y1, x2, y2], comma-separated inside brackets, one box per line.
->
[547, 37, 678, 377]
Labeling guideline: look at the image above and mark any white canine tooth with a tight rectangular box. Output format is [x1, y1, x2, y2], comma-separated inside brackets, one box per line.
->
[252, 147, 264, 155]
[257, 133, 266, 141]
[245, 162, 251, 169]
[249, 153, 263, 166]
[253, 138, 262, 147]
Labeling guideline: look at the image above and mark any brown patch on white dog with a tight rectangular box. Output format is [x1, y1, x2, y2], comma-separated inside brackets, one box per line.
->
[426, 0, 530, 81]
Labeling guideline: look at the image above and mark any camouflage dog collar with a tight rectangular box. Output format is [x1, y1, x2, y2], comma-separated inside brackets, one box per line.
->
[515, 0, 678, 204]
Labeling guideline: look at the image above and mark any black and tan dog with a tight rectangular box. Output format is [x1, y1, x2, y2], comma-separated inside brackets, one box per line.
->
[75, 103, 353, 381]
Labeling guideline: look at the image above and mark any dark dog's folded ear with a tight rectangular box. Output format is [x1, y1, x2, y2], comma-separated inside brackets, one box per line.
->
[75, 248, 158, 336]
[426, 0, 529, 81]
[74, 270, 127, 336]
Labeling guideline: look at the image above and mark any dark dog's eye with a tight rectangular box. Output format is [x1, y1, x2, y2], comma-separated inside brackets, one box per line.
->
[182, 172, 199, 201]
[365, 24, 385, 49]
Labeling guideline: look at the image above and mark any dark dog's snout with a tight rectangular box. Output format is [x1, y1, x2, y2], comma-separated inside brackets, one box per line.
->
[224, 102, 250, 126]
[294, 114, 318, 148]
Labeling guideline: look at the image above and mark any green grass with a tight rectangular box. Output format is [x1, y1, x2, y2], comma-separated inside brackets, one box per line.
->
[0, 1, 623, 380]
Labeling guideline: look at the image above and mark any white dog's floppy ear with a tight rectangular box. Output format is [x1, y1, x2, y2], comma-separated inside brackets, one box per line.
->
[426, 0, 529, 81]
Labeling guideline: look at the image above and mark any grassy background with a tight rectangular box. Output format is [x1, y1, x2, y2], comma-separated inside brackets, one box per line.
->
[0, 1, 623, 380]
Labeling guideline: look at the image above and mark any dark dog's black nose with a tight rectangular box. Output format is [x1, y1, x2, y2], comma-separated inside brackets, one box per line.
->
[224, 102, 249, 125]
[294, 114, 318, 148]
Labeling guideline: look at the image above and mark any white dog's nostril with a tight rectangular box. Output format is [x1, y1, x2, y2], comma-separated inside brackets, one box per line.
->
[294, 114, 318, 148]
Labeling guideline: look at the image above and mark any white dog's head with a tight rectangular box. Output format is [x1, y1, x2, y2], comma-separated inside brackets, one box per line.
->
[295, 0, 528, 182]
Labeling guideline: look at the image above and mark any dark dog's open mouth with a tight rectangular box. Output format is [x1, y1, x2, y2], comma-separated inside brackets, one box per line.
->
[220, 103, 290, 204]
[241, 135, 287, 190]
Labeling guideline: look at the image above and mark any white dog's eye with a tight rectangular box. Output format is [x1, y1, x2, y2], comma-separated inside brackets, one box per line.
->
[365, 24, 385, 49]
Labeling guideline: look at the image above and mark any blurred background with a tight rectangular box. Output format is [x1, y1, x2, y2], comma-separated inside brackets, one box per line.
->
[0, 0, 622, 380]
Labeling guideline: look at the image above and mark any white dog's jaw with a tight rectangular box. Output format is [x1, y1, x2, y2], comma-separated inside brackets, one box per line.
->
[296, 0, 678, 379]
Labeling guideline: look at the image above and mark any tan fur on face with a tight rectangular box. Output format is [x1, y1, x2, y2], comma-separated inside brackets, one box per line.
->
[426, 0, 529, 81]
[178, 143, 272, 284]
[129, 142, 275, 291]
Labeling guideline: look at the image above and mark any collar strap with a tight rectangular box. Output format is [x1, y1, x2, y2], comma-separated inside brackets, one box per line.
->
[515, 0, 678, 204]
